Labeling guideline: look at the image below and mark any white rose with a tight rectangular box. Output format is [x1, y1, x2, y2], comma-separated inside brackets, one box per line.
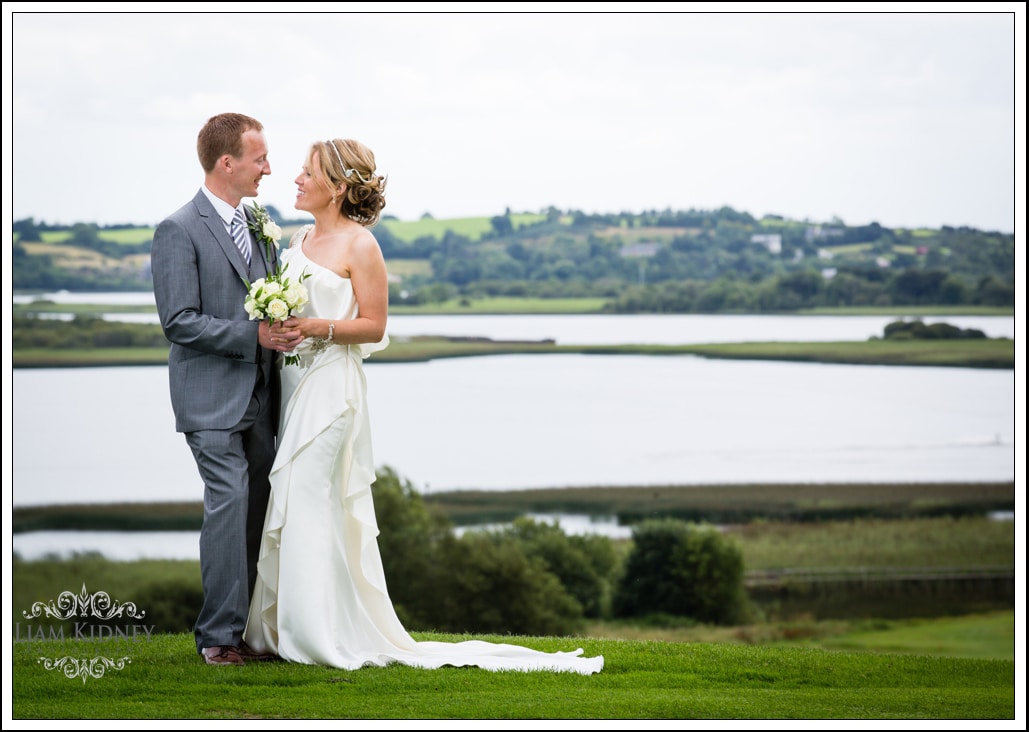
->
[285, 283, 308, 309]
[263, 280, 283, 297]
[266, 298, 289, 320]
[263, 220, 282, 241]
[244, 298, 259, 318]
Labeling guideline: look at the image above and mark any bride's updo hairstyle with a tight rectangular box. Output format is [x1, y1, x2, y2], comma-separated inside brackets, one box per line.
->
[313, 138, 387, 227]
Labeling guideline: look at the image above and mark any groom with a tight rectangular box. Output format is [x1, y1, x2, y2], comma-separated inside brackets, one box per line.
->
[151, 113, 301, 666]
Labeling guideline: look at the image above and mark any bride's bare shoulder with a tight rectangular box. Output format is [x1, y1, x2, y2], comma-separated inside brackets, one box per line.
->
[348, 227, 385, 265]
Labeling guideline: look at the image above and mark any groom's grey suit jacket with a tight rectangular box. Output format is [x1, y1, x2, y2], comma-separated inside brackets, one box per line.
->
[151, 190, 279, 434]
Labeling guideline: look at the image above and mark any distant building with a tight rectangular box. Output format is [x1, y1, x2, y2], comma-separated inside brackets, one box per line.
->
[805, 226, 845, 242]
[619, 242, 661, 258]
[750, 233, 782, 254]
[619, 242, 660, 285]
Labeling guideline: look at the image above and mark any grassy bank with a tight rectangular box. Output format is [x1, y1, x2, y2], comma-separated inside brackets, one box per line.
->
[14, 298, 1015, 317]
[11, 334, 1016, 369]
[587, 338, 1015, 369]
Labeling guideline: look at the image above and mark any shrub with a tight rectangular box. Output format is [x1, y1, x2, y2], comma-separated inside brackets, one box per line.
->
[502, 517, 618, 618]
[420, 531, 584, 636]
[132, 580, 203, 635]
[613, 519, 749, 625]
[372, 466, 453, 628]
[372, 467, 586, 636]
[882, 319, 987, 340]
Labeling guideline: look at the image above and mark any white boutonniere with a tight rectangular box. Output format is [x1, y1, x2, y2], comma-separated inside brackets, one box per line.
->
[246, 202, 283, 261]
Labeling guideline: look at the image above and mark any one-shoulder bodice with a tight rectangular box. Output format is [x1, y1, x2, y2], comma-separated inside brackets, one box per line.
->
[280, 224, 388, 364]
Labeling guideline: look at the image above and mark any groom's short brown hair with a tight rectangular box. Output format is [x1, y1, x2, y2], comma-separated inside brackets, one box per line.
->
[197, 113, 264, 173]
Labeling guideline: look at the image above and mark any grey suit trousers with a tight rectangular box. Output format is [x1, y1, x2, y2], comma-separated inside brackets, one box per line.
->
[151, 189, 280, 653]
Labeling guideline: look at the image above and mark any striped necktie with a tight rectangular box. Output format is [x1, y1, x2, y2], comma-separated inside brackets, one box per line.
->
[230, 208, 252, 266]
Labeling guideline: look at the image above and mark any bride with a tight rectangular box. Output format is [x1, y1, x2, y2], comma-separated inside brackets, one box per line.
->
[243, 138, 603, 675]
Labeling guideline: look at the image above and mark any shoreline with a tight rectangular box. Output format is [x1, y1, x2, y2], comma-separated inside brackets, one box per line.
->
[11, 335, 1017, 370]
[13, 480, 1016, 533]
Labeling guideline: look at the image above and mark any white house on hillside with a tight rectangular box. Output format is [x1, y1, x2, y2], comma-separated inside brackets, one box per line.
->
[750, 233, 782, 254]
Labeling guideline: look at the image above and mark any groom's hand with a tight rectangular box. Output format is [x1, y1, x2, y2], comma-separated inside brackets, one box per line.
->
[261, 319, 304, 352]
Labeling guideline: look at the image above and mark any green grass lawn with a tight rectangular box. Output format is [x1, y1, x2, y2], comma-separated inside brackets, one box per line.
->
[11, 509, 1015, 719]
[584, 611, 1015, 662]
[10, 628, 1014, 719]
[806, 612, 1015, 659]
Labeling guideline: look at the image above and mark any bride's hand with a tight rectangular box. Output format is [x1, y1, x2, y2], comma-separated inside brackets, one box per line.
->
[262, 319, 304, 351]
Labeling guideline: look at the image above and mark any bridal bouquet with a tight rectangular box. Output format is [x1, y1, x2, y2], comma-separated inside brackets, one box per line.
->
[244, 272, 311, 366]
[242, 203, 311, 366]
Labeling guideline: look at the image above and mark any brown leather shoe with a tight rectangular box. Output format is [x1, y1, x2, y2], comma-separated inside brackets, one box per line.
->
[201, 646, 246, 666]
[237, 640, 281, 662]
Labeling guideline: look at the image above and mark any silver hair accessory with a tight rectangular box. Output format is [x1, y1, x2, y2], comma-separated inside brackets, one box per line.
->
[327, 140, 372, 184]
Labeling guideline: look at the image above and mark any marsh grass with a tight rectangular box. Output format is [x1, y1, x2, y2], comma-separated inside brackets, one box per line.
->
[732, 515, 1015, 570]
[654, 338, 1015, 369]
[425, 482, 1015, 526]
[14, 485, 1015, 534]
[12, 336, 1014, 369]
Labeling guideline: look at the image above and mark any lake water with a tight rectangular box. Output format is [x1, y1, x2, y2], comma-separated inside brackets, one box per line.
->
[14, 288, 1017, 344]
[11, 300, 1018, 560]
[14, 355, 1016, 504]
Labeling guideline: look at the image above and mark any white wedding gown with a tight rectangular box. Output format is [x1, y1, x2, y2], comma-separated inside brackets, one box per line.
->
[243, 226, 603, 675]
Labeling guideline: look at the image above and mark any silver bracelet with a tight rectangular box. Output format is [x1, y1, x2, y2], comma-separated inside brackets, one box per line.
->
[308, 320, 336, 356]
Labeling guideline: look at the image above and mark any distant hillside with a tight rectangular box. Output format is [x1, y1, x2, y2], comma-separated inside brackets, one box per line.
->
[12, 206, 1014, 312]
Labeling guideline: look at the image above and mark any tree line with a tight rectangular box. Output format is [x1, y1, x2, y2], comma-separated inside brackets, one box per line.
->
[12, 206, 1015, 310]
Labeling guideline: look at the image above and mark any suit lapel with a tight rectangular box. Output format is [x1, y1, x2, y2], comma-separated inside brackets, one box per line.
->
[246, 210, 276, 279]
[193, 192, 252, 282]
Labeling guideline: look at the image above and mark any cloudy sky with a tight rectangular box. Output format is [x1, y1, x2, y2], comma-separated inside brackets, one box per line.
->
[5, 5, 1022, 232]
